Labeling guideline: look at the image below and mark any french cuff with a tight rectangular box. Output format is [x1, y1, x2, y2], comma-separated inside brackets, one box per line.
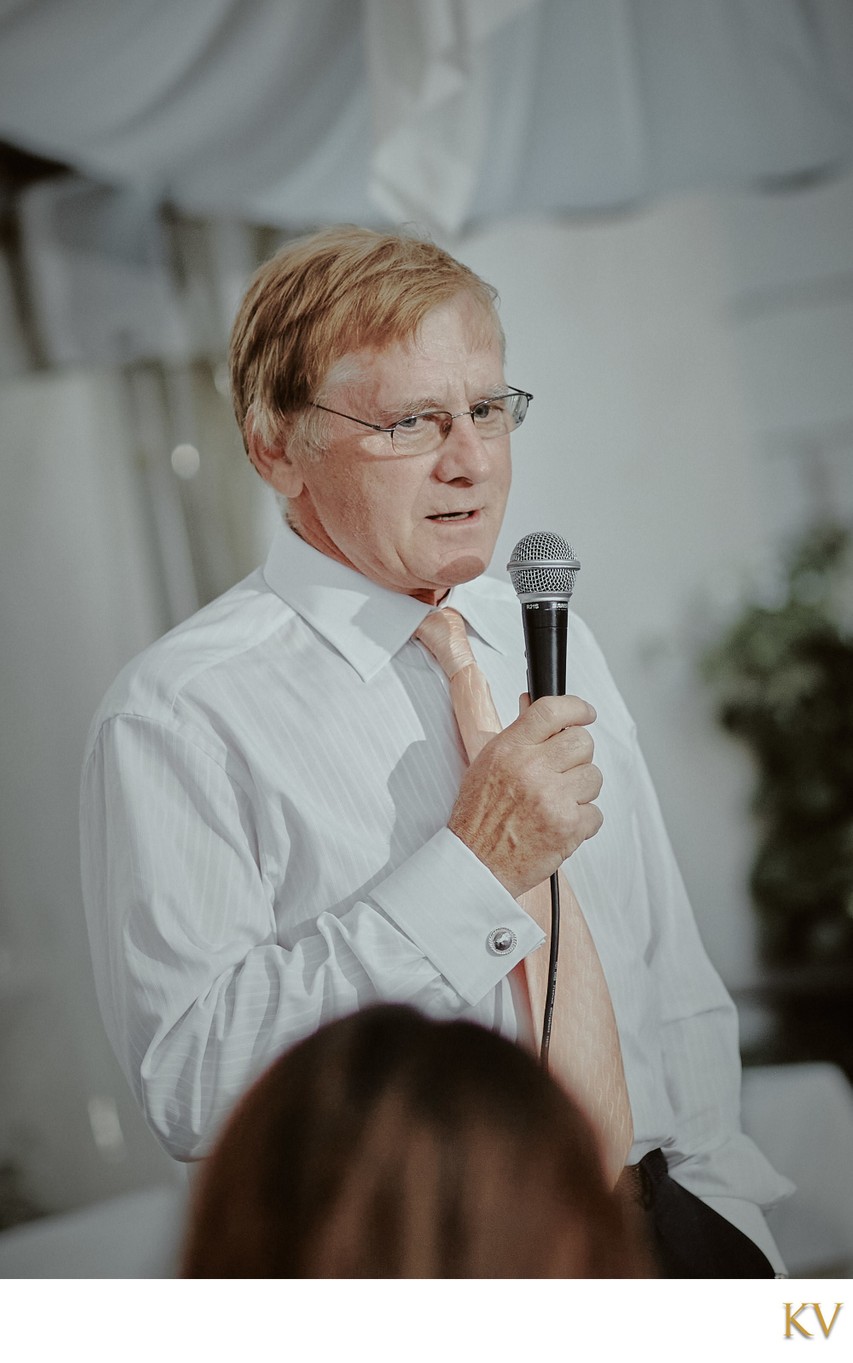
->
[371, 827, 544, 1007]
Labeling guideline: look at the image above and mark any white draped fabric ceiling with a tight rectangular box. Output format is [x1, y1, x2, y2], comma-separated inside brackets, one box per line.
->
[1, 0, 852, 236]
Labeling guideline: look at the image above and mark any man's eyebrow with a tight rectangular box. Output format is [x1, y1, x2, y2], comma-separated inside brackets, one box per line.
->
[377, 396, 444, 421]
[378, 385, 509, 421]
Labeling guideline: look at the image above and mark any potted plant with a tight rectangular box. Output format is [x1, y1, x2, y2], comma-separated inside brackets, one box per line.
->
[701, 521, 853, 967]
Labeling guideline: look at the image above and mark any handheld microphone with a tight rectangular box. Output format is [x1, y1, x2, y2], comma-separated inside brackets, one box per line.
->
[506, 530, 579, 701]
[506, 530, 580, 1068]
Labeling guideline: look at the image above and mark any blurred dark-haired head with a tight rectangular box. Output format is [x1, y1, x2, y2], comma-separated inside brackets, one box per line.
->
[181, 1004, 650, 1278]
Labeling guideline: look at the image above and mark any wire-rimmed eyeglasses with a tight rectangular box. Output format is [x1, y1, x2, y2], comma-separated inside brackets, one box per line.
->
[309, 386, 532, 457]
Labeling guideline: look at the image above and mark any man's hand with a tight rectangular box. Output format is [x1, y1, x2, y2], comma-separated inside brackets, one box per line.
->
[448, 695, 603, 900]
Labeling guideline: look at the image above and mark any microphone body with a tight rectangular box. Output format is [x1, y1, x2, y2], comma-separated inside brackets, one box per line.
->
[520, 600, 569, 701]
[506, 530, 580, 702]
[506, 531, 580, 1065]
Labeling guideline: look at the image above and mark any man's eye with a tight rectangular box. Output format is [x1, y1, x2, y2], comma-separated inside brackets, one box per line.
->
[472, 400, 500, 420]
[394, 414, 425, 432]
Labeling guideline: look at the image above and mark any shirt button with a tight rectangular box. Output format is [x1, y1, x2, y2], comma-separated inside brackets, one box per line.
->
[487, 927, 517, 956]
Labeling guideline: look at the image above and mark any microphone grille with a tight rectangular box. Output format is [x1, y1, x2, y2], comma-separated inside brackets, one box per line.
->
[507, 530, 579, 598]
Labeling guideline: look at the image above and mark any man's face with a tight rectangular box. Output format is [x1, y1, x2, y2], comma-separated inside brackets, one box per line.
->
[270, 293, 512, 604]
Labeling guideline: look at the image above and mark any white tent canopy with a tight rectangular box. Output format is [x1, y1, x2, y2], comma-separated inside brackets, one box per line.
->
[1, 0, 852, 237]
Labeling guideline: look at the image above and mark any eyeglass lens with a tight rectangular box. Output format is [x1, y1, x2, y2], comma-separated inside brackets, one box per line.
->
[390, 391, 528, 453]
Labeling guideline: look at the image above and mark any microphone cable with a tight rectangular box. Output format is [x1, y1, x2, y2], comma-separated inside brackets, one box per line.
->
[540, 872, 560, 1069]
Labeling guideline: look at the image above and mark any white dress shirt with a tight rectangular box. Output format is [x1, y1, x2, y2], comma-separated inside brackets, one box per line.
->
[80, 521, 793, 1266]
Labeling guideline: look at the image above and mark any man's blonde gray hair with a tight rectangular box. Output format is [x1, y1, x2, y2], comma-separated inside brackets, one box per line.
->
[229, 224, 504, 462]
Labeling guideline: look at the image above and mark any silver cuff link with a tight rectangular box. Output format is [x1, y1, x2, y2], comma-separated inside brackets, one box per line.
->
[487, 927, 517, 956]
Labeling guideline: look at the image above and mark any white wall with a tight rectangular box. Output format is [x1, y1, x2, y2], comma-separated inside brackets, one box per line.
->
[0, 369, 181, 1212]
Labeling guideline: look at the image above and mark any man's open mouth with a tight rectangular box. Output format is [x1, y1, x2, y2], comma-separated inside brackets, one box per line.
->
[427, 510, 477, 521]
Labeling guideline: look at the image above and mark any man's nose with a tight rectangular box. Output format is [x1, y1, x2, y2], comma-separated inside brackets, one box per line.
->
[432, 415, 493, 482]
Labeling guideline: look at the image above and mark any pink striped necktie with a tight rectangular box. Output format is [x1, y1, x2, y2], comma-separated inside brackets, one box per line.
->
[415, 606, 633, 1186]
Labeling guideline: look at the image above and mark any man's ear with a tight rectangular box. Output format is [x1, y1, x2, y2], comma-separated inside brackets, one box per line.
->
[246, 413, 304, 499]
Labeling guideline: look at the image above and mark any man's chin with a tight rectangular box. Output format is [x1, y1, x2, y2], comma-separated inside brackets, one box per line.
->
[408, 553, 488, 604]
[437, 553, 489, 586]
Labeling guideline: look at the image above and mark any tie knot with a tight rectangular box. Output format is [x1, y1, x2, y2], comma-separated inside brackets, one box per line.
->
[414, 608, 476, 680]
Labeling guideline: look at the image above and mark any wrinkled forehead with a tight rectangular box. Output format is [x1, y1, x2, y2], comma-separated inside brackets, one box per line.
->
[320, 292, 506, 398]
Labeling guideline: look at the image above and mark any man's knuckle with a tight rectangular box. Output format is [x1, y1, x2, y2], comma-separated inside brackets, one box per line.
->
[535, 695, 560, 725]
[576, 731, 594, 760]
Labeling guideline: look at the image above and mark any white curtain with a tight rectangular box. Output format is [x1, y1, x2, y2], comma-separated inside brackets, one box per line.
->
[1, 0, 852, 238]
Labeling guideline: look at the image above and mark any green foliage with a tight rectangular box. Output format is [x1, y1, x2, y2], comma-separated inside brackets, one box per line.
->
[701, 523, 853, 963]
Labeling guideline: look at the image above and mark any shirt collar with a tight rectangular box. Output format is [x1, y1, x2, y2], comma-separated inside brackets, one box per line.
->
[263, 521, 513, 681]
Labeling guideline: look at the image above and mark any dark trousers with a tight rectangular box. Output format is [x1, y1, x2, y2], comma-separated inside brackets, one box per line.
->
[630, 1149, 775, 1278]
